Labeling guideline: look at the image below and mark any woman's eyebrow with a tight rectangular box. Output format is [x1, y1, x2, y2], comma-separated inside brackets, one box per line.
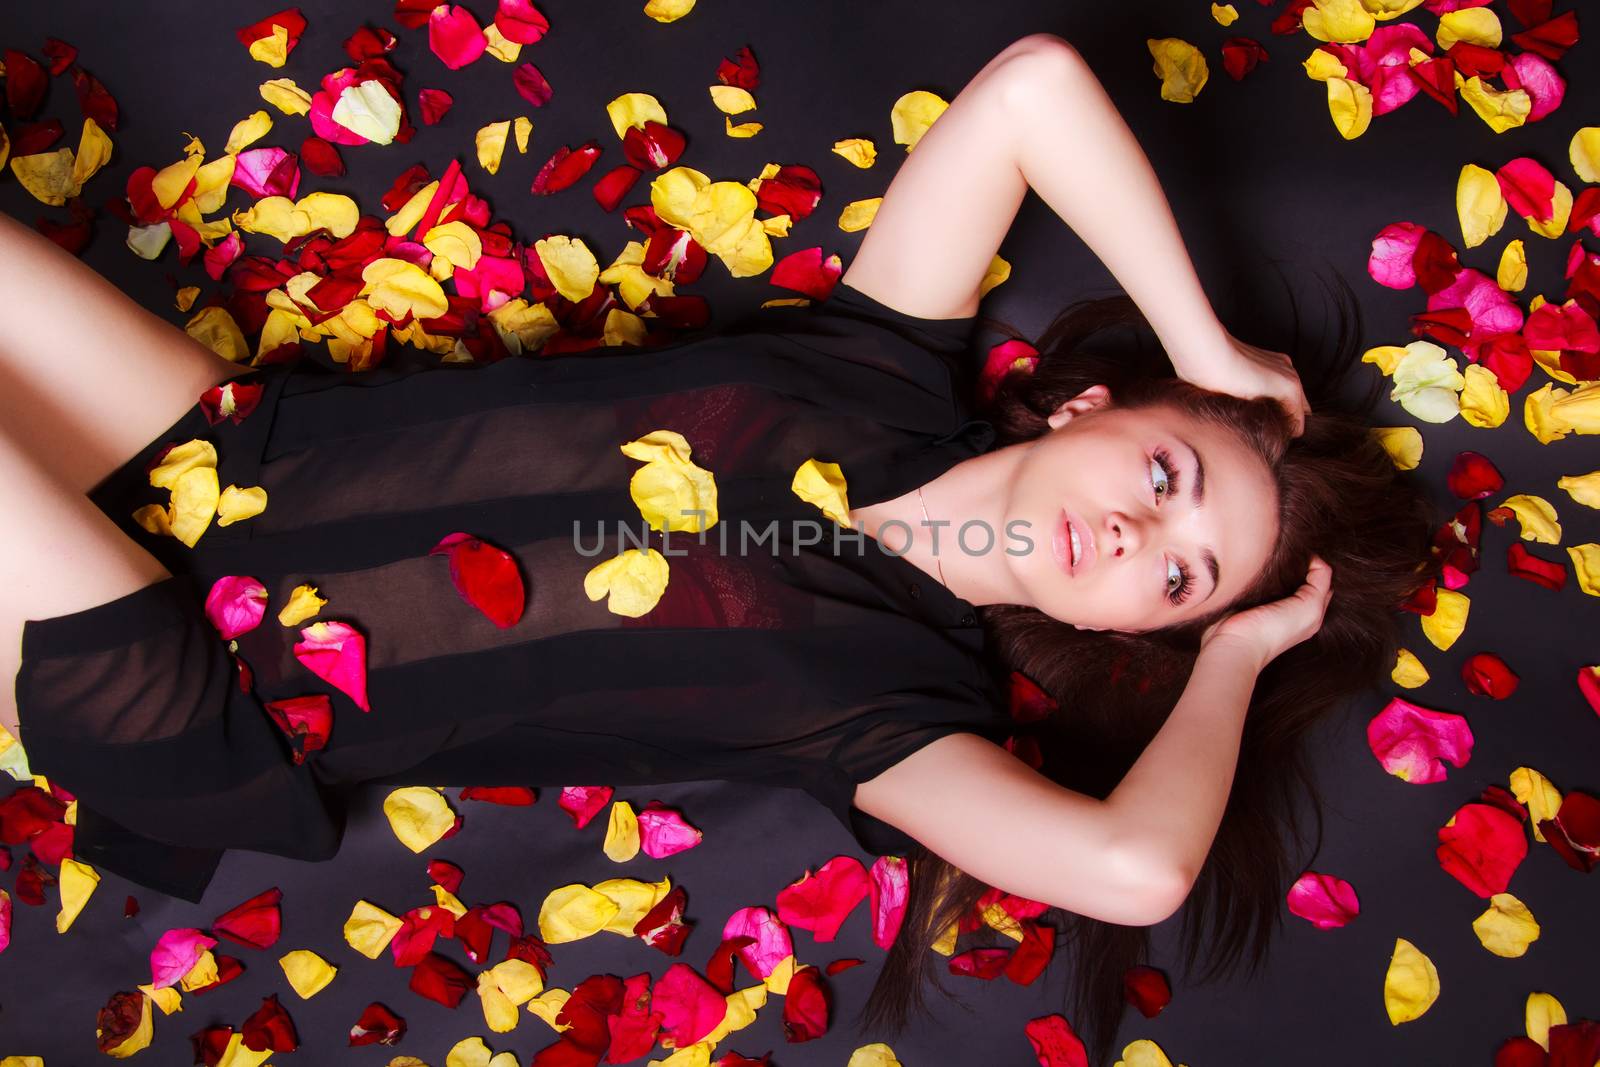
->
[1176, 436, 1219, 596]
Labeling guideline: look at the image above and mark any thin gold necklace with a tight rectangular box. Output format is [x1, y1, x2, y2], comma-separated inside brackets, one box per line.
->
[916, 484, 949, 589]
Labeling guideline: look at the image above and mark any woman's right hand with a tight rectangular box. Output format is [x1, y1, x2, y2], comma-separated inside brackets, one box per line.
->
[1199, 555, 1334, 670]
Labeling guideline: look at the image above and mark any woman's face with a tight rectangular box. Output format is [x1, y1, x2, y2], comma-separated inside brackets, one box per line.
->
[1001, 384, 1279, 633]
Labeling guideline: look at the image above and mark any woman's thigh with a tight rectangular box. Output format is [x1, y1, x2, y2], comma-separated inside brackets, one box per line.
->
[0, 424, 171, 739]
[0, 211, 251, 497]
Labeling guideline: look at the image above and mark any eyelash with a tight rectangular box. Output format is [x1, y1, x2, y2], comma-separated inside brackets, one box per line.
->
[1151, 448, 1195, 606]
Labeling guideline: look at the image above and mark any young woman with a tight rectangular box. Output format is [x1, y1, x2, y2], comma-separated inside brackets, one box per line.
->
[2, 34, 1434, 1061]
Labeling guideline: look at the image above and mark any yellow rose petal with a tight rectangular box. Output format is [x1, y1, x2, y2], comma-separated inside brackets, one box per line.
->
[279, 948, 337, 999]
[278, 583, 327, 626]
[476, 119, 512, 174]
[891, 89, 951, 148]
[603, 800, 641, 862]
[1146, 39, 1208, 103]
[1303, 49, 1349, 81]
[249, 24, 291, 67]
[514, 115, 533, 152]
[260, 77, 313, 115]
[592, 875, 671, 934]
[839, 197, 882, 232]
[1471, 893, 1539, 958]
[1567, 543, 1600, 595]
[1556, 470, 1600, 508]
[533, 235, 600, 303]
[832, 138, 877, 168]
[424, 219, 484, 271]
[1508, 767, 1563, 844]
[1371, 426, 1423, 470]
[1456, 74, 1530, 133]
[1304, 0, 1376, 42]
[709, 85, 756, 115]
[55, 858, 99, 933]
[1328, 77, 1374, 138]
[792, 458, 852, 526]
[184, 305, 250, 365]
[1526, 181, 1573, 240]
[382, 786, 457, 852]
[1460, 364, 1509, 428]
[605, 92, 669, 140]
[1457, 166, 1510, 252]
[332, 80, 403, 145]
[1383, 937, 1439, 1024]
[643, 0, 696, 21]
[1496, 239, 1527, 291]
[981, 254, 1012, 297]
[216, 484, 267, 526]
[1496, 494, 1561, 543]
[11, 147, 82, 206]
[583, 549, 671, 618]
[343, 899, 403, 959]
[71, 117, 114, 189]
[538, 883, 622, 944]
[153, 155, 202, 210]
[1212, 3, 1239, 26]
[1362, 344, 1408, 375]
[224, 110, 274, 155]
[1527, 992, 1568, 1049]
[621, 430, 719, 533]
[1438, 7, 1502, 49]
[1571, 127, 1600, 184]
[362, 257, 449, 320]
[297, 191, 360, 238]
[1420, 588, 1468, 651]
[170, 466, 220, 547]
[1391, 647, 1429, 688]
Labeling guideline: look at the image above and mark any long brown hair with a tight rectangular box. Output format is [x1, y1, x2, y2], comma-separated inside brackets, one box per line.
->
[854, 268, 1442, 1063]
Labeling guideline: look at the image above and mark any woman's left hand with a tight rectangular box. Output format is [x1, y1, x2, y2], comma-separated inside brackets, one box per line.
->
[1173, 332, 1311, 437]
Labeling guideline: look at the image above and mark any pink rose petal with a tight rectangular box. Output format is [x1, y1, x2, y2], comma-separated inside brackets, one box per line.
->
[1286, 871, 1361, 929]
[869, 853, 910, 950]
[776, 855, 872, 942]
[1368, 222, 1426, 290]
[1366, 696, 1474, 783]
[293, 620, 370, 711]
[204, 575, 268, 641]
[720, 906, 793, 981]
[428, 5, 488, 70]
[635, 802, 703, 859]
[150, 927, 218, 989]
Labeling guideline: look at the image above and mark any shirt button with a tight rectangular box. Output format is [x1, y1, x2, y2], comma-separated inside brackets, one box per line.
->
[959, 612, 976, 626]
[907, 583, 921, 599]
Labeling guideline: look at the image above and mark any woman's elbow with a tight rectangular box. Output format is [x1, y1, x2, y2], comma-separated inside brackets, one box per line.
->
[1112, 845, 1195, 927]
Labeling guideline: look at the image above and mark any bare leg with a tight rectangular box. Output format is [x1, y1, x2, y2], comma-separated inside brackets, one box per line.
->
[0, 210, 253, 498]
[1, 424, 171, 740]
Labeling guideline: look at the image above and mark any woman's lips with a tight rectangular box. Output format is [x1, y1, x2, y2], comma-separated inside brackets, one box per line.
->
[1051, 509, 1096, 576]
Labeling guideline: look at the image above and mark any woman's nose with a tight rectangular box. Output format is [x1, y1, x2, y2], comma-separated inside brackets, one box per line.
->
[1104, 511, 1140, 558]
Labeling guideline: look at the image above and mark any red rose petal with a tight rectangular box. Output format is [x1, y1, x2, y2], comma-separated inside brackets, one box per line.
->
[1462, 652, 1519, 699]
[348, 1001, 406, 1046]
[428, 532, 526, 627]
[1507, 542, 1567, 590]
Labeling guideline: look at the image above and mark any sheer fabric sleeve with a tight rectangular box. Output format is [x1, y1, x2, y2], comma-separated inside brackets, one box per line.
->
[802, 694, 1014, 857]
[720, 280, 983, 418]
[14, 574, 350, 902]
[819, 280, 981, 358]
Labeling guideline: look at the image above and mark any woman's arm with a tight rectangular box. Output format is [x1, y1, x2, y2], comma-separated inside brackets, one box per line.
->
[854, 635, 1267, 926]
[1002, 38, 1234, 373]
[839, 33, 1234, 374]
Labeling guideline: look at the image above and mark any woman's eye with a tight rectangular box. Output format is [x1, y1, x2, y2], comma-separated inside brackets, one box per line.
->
[1150, 455, 1169, 499]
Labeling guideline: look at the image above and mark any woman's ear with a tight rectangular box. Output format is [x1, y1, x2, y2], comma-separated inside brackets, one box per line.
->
[1046, 383, 1112, 431]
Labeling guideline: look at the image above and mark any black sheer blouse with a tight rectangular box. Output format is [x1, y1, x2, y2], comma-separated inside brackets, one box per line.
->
[15, 281, 1012, 902]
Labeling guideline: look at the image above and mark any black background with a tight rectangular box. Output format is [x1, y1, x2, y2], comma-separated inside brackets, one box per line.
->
[1, 2, 1596, 1065]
